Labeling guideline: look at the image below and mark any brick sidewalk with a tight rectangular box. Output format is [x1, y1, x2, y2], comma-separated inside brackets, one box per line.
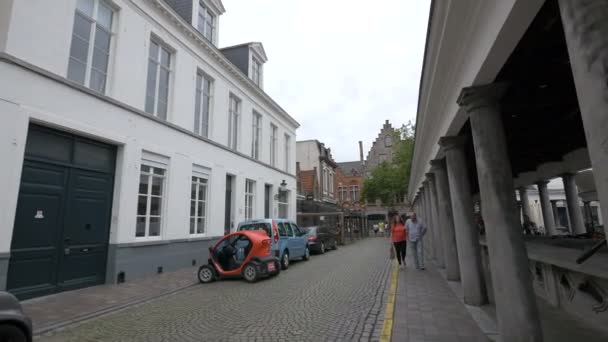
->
[391, 263, 489, 342]
[22, 267, 198, 335]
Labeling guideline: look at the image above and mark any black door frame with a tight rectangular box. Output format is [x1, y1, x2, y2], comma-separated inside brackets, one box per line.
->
[8, 124, 116, 299]
[224, 174, 235, 235]
[264, 184, 272, 218]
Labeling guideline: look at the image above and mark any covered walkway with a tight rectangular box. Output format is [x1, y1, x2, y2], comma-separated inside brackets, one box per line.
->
[409, 0, 608, 340]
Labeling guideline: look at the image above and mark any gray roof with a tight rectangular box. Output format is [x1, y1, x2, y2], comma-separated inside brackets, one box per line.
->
[337, 161, 364, 177]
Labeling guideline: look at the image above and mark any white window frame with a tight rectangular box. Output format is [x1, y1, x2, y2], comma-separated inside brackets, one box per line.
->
[278, 190, 289, 219]
[284, 134, 290, 172]
[190, 173, 209, 236]
[245, 179, 256, 220]
[350, 185, 359, 202]
[323, 168, 328, 195]
[270, 124, 278, 167]
[339, 186, 347, 202]
[228, 94, 241, 150]
[197, 1, 215, 42]
[251, 57, 262, 86]
[145, 38, 172, 119]
[329, 171, 334, 197]
[136, 155, 168, 240]
[194, 71, 213, 138]
[252, 111, 262, 160]
[68, 0, 114, 93]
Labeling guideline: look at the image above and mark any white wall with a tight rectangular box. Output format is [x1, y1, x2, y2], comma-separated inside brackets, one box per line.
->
[0, 0, 298, 252]
[0, 61, 297, 250]
[0, 0, 14, 52]
[3, 0, 297, 169]
[296, 140, 319, 171]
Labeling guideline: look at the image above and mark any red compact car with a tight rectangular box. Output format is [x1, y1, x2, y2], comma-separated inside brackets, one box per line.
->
[198, 230, 280, 283]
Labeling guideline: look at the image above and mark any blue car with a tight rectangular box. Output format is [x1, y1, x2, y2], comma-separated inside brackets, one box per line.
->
[237, 219, 310, 269]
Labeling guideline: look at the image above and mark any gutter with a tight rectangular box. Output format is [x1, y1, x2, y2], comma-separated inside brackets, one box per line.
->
[408, 0, 436, 201]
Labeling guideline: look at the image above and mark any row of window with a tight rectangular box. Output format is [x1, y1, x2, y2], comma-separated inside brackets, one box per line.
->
[67, 0, 291, 171]
[338, 185, 360, 202]
[135, 156, 290, 239]
[243, 179, 289, 220]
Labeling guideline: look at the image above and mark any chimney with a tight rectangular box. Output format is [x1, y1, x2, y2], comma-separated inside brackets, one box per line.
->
[359, 141, 364, 162]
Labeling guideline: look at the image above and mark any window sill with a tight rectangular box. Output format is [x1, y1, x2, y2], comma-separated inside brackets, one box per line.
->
[116, 235, 219, 248]
[188, 234, 208, 239]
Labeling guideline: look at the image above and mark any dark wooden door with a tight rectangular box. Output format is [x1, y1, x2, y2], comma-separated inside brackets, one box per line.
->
[224, 175, 233, 235]
[264, 185, 271, 218]
[7, 125, 115, 299]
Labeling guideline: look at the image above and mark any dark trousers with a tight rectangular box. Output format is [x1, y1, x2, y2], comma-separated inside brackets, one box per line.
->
[393, 241, 407, 265]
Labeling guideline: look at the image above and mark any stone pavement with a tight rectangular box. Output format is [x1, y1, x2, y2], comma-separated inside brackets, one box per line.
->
[393, 253, 608, 342]
[23, 267, 198, 335]
[35, 238, 392, 342]
[391, 263, 489, 342]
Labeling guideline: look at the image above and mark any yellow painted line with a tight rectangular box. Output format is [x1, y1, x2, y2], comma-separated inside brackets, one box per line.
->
[380, 260, 399, 342]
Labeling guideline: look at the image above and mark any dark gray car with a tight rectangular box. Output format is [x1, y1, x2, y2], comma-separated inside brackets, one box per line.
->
[305, 226, 338, 254]
[0, 291, 32, 342]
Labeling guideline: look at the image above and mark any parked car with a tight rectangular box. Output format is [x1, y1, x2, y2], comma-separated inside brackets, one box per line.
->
[238, 219, 310, 270]
[305, 226, 338, 254]
[198, 230, 280, 283]
[0, 291, 32, 342]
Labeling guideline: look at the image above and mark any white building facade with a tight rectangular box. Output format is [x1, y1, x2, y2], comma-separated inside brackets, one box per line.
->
[0, 0, 298, 299]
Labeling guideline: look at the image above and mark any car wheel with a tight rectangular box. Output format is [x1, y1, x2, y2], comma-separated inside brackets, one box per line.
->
[320, 242, 326, 254]
[242, 263, 259, 283]
[0, 324, 27, 342]
[272, 260, 281, 276]
[303, 246, 310, 261]
[281, 251, 290, 270]
[197, 265, 216, 284]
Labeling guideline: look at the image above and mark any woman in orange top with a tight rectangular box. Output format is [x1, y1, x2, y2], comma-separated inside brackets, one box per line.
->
[391, 215, 408, 269]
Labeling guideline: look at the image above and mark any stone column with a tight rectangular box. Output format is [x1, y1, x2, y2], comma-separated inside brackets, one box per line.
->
[518, 187, 533, 221]
[430, 159, 460, 280]
[427, 173, 445, 268]
[558, 0, 608, 239]
[458, 84, 542, 341]
[562, 173, 586, 235]
[551, 200, 560, 227]
[439, 136, 488, 305]
[537, 180, 557, 236]
[583, 201, 594, 231]
[418, 190, 423, 218]
[422, 183, 434, 258]
[423, 188, 435, 256]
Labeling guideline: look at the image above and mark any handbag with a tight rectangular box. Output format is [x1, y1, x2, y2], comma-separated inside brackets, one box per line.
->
[389, 243, 395, 260]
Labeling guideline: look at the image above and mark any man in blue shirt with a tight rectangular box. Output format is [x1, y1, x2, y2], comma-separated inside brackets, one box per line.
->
[405, 212, 427, 270]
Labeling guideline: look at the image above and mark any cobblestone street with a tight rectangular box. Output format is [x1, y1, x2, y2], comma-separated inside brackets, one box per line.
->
[37, 238, 392, 342]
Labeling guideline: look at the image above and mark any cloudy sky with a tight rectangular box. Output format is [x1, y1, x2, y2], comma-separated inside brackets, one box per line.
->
[220, 0, 431, 162]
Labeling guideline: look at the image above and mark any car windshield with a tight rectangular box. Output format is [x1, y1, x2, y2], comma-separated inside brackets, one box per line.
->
[239, 223, 271, 237]
[305, 227, 317, 235]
